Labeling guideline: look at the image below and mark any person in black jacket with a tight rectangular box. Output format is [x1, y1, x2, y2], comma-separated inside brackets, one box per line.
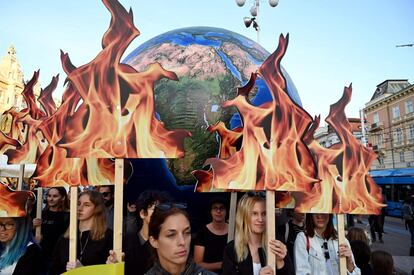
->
[106, 190, 171, 275]
[50, 190, 112, 275]
[146, 202, 215, 275]
[222, 192, 294, 275]
[0, 216, 45, 275]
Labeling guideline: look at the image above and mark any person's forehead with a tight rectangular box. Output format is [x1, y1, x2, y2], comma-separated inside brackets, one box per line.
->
[162, 214, 189, 229]
[0, 217, 14, 223]
[212, 202, 225, 208]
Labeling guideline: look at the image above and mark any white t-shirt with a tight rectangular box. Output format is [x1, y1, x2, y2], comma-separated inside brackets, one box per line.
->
[253, 262, 262, 275]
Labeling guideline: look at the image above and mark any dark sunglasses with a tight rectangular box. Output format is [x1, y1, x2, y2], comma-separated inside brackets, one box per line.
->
[247, 191, 266, 198]
[100, 192, 111, 197]
[322, 242, 330, 260]
[156, 202, 187, 211]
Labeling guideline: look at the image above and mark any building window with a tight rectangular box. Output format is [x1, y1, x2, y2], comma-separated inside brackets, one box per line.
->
[400, 152, 405, 162]
[373, 112, 380, 124]
[409, 125, 414, 140]
[395, 128, 403, 142]
[393, 106, 400, 119]
[406, 100, 414, 114]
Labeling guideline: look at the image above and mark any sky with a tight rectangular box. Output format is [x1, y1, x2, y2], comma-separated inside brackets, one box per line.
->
[0, 0, 413, 123]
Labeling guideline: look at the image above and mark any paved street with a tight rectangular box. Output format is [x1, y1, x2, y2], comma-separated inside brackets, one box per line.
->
[354, 216, 414, 274]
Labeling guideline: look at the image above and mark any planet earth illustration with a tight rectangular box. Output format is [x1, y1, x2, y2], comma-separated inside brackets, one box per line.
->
[124, 26, 301, 185]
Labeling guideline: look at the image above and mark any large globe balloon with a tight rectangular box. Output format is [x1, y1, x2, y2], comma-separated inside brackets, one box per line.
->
[124, 26, 301, 185]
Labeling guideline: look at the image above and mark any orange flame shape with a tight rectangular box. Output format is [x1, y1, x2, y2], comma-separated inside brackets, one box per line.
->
[56, 0, 190, 158]
[194, 34, 383, 214]
[0, 182, 35, 217]
[0, 70, 118, 187]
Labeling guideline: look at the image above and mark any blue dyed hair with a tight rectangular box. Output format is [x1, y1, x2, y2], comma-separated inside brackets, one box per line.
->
[0, 217, 35, 269]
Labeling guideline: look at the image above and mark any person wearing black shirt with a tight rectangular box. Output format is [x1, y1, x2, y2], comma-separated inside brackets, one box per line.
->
[277, 211, 305, 266]
[50, 190, 112, 275]
[194, 197, 228, 273]
[107, 190, 171, 275]
[33, 187, 69, 265]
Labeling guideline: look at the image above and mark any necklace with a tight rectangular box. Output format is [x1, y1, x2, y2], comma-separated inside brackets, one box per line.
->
[79, 232, 90, 261]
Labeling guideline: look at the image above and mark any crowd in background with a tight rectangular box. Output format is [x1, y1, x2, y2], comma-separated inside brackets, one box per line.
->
[1, 186, 413, 275]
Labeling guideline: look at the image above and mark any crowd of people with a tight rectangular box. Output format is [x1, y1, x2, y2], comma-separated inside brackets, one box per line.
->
[0, 187, 408, 275]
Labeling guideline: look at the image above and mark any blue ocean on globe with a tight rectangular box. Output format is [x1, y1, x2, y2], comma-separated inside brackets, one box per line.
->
[123, 26, 302, 189]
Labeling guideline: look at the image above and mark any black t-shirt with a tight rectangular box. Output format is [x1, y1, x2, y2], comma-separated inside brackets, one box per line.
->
[194, 225, 228, 269]
[123, 233, 153, 275]
[49, 229, 113, 275]
[40, 209, 69, 259]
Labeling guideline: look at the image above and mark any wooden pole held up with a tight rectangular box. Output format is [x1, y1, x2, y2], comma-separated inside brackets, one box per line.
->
[113, 158, 124, 262]
[266, 190, 276, 272]
[35, 187, 43, 241]
[227, 192, 237, 243]
[69, 186, 78, 263]
[337, 214, 347, 275]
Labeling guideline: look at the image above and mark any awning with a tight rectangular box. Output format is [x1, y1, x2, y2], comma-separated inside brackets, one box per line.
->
[370, 168, 414, 184]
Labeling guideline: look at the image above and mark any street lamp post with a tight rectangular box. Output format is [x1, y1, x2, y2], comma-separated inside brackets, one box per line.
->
[236, 0, 279, 44]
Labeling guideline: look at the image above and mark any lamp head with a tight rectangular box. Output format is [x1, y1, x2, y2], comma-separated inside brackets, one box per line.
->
[236, 0, 246, 7]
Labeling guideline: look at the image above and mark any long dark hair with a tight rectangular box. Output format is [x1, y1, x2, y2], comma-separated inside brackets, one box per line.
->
[305, 213, 337, 240]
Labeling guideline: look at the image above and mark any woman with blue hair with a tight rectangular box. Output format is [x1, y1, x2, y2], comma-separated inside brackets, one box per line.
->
[0, 216, 44, 275]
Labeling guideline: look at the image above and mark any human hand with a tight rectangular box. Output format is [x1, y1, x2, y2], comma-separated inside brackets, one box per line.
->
[106, 250, 124, 264]
[66, 260, 83, 271]
[33, 218, 42, 227]
[259, 265, 274, 275]
[269, 239, 287, 269]
[339, 244, 355, 272]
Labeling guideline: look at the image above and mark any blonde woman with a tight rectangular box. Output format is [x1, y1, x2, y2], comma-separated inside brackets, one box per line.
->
[222, 192, 293, 275]
[50, 190, 113, 275]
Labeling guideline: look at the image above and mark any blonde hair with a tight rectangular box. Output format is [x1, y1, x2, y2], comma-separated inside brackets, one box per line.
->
[64, 190, 107, 241]
[234, 193, 267, 262]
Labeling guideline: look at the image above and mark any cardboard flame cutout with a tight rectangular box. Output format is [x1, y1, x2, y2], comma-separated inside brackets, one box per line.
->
[0, 71, 117, 187]
[195, 34, 384, 214]
[0, 182, 35, 217]
[55, 0, 190, 158]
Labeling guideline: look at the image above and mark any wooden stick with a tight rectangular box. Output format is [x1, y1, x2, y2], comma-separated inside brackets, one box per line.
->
[113, 158, 124, 262]
[17, 164, 25, 190]
[227, 191, 237, 243]
[69, 186, 78, 263]
[266, 190, 276, 272]
[337, 214, 347, 275]
[35, 187, 43, 241]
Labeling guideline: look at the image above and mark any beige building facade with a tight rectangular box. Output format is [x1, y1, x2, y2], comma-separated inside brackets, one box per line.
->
[364, 79, 414, 170]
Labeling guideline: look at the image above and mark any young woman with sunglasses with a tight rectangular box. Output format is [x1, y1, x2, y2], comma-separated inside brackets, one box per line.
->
[294, 213, 360, 275]
[194, 197, 228, 273]
[146, 203, 216, 275]
[50, 190, 113, 275]
[32, 187, 70, 266]
[0, 216, 45, 275]
[222, 192, 294, 275]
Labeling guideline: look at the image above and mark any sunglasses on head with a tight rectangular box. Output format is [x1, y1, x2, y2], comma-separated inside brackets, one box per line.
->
[155, 202, 187, 211]
[246, 191, 266, 198]
[322, 242, 330, 260]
